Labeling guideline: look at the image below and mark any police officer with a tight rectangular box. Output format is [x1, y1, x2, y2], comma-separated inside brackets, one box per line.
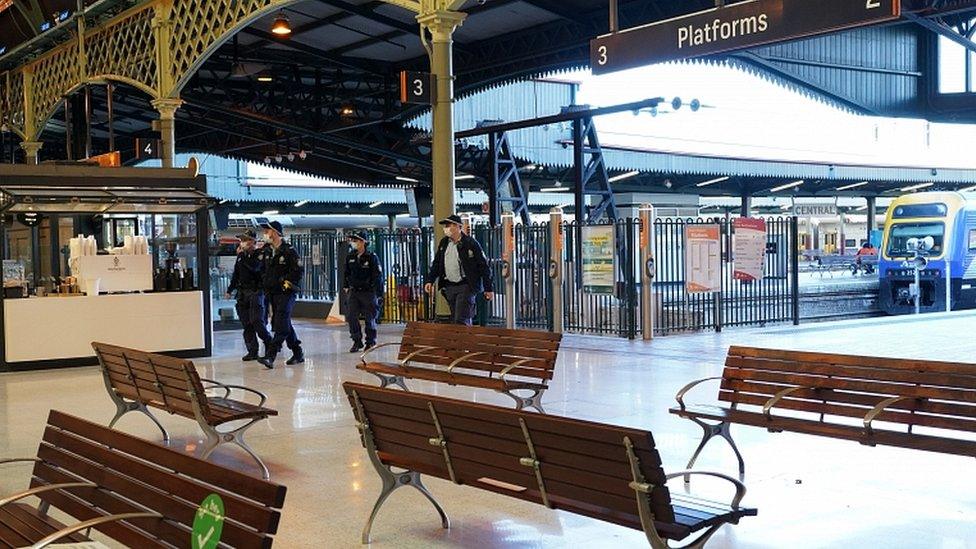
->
[257, 221, 304, 369]
[343, 231, 383, 353]
[225, 230, 271, 361]
[423, 214, 494, 325]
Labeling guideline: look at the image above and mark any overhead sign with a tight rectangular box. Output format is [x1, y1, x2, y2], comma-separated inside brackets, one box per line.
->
[400, 71, 433, 105]
[684, 225, 722, 293]
[733, 217, 767, 282]
[793, 204, 838, 216]
[582, 225, 615, 294]
[591, 0, 900, 75]
[135, 138, 161, 160]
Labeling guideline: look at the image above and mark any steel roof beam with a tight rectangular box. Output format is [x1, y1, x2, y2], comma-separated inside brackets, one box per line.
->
[903, 10, 976, 52]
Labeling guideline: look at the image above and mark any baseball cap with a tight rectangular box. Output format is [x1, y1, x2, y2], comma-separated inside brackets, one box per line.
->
[237, 229, 257, 241]
[259, 221, 284, 236]
[438, 214, 463, 226]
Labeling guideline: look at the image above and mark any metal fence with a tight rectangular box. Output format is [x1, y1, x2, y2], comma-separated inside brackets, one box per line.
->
[291, 216, 829, 339]
[652, 216, 799, 334]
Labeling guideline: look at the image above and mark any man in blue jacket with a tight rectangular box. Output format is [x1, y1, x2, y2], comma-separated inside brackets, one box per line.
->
[343, 231, 383, 353]
[257, 221, 304, 368]
[423, 214, 493, 325]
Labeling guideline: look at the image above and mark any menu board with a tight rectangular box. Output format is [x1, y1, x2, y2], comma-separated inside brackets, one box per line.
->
[733, 218, 767, 282]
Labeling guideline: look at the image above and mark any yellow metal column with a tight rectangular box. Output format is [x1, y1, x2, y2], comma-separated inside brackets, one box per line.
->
[417, 9, 465, 238]
[152, 98, 182, 168]
[19, 141, 43, 165]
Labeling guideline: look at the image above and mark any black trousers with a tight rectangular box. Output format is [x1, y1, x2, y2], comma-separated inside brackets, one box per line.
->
[236, 290, 271, 355]
[442, 284, 477, 326]
[346, 290, 379, 345]
[268, 292, 301, 354]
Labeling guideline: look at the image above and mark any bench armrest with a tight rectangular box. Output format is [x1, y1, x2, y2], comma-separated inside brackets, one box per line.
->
[360, 342, 401, 364]
[30, 512, 163, 548]
[447, 352, 488, 373]
[762, 386, 811, 419]
[665, 470, 747, 508]
[498, 357, 538, 380]
[674, 377, 723, 410]
[0, 482, 96, 509]
[200, 379, 268, 407]
[0, 458, 41, 467]
[863, 395, 914, 435]
[399, 345, 443, 367]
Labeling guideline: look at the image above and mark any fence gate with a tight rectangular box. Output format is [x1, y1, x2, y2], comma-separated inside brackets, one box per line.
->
[369, 228, 434, 323]
[652, 216, 799, 334]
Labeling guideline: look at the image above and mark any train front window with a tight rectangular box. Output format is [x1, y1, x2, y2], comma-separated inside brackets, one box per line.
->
[886, 223, 945, 256]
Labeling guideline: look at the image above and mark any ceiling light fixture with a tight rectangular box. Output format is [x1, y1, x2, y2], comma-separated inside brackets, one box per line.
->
[369, 201, 384, 208]
[608, 170, 640, 183]
[770, 180, 804, 192]
[455, 174, 476, 181]
[540, 186, 569, 193]
[262, 210, 279, 216]
[294, 200, 309, 207]
[395, 176, 419, 183]
[696, 176, 730, 187]
[836, 181, 869, 191]
[256, 72, 273, 83]
[271, 12, 292, 36]
[900, 182, 934, 192]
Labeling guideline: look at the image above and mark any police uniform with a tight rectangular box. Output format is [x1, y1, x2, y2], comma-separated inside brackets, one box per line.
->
[227, 233, 271, 360]
[258, 222, 304, 368]
[425, 215, 493, 325]
[343, 232, 383, 352]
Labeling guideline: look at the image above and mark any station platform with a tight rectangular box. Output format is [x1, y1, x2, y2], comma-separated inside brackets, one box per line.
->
[1, 313, 974, 548]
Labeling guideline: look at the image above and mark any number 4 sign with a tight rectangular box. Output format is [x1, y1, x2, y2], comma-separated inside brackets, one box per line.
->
[399, 71, 433, 105]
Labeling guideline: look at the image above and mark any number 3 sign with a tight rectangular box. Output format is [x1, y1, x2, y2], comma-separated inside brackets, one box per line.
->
[399, 71, 433, 105]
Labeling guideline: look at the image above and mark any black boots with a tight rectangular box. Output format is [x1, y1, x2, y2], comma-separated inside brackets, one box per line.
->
[286, 351, 305, 365]
[350, 342, 364, 353]
[242, 353, 259, 362]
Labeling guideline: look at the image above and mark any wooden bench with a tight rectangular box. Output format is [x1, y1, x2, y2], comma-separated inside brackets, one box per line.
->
[357, 322, 562, 413]
[671, 346, 976, 476]
[92, 342, 278, 480]
[0, 410, 286, 548]
[344, 382, 756, 548]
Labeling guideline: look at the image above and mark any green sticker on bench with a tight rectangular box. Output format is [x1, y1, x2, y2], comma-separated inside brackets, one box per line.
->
[192, 493, 225, 549]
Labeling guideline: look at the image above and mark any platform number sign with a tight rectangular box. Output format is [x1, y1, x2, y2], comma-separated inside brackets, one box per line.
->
[400, 71, 433, 105]
[135, 138, 161, 160]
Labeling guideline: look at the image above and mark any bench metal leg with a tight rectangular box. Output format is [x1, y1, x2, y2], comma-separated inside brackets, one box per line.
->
[683, 418, 745, 483]
[108, 399, 170, 443]
[362, 470, 449, 544]
[368, 372, 409, 391]
[502, 388, 546, 413]
[199, 417, 271, 480]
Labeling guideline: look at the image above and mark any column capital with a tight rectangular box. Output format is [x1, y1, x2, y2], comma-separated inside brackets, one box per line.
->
[151, 98, 184, 119]
[416, 10, 466, 41]
[20, 141, 43, 165]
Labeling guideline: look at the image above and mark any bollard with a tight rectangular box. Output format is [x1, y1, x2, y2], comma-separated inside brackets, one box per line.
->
[502, 213, 516, 329]
[639, 204, 655, 341]
[549, 207, 564, 333]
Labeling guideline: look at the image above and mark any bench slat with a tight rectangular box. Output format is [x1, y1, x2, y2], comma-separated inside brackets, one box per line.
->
[0, 503, 90, 546]
[721, 368, 976, 404]
[403, 321, 562, 343]
[719, 388, 976, 434]
[719, 379, 976, 420]
[729, 346, 976, 376]
[725, 355, 976, 391]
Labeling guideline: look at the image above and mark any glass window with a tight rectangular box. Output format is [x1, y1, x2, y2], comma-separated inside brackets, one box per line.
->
[886, 223, 945, 256]
[969, 228, 976, 250]
[939, 36, 967, 94]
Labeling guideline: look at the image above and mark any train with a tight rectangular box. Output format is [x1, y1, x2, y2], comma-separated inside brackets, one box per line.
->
[879, 191, 976, 314]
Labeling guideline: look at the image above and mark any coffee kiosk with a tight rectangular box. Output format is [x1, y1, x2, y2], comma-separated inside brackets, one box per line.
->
[0, 162, 214, 371]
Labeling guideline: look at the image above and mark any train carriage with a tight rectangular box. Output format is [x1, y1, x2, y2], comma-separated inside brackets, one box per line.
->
[879, 191, 976, 314]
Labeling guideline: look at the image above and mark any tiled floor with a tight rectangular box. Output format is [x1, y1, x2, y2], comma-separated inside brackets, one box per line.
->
[2, 312, 975, 548]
